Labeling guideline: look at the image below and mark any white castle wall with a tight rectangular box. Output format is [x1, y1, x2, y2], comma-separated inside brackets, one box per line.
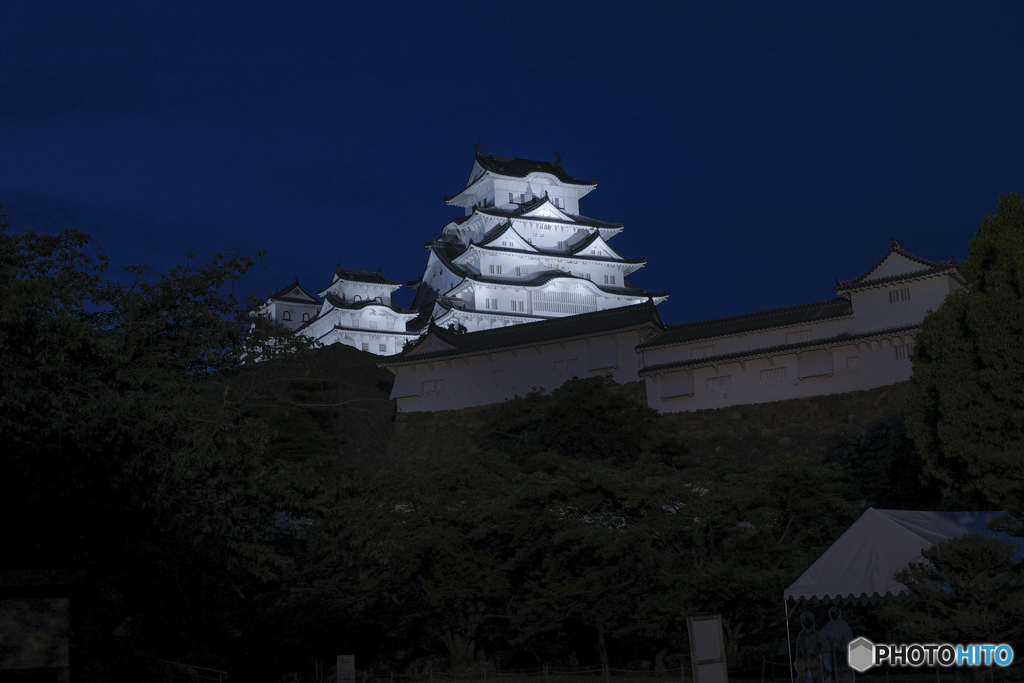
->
[388, 329, 645, 412]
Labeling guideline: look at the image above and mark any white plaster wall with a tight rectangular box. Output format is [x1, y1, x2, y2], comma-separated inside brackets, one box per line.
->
[639, 314, 856, 369]
[645, 332, 917, 413]
[390, 329, 645, 412]
[847, 275, 960, 332]
[269, 300, 320, 330]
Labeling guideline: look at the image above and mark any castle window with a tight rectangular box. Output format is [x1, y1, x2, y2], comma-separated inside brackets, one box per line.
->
[387, 321, 395, 330]
[889, 288, 910, 303]
[361, 343, 369, 351]
[512, 300, 525, 312]
[422, 379, 445, 393]
[603, 274, 617, 285]
[302, 312, 310, 322]
[282, 311, 292, 321]
[847, 356, 860, 368]
[489, 264, 502, 275]
[785, 329, 812, 344]
[509, 192, 514, 203]
[895, 342, 914, 360]
[515, 266, 527, 276]
[354, 295, 362, 302]
[558, 240, 568, 250]
[690, 345, 715, 360]
[706, 375, 731, 389]
[485, 298, 499, 310]
[760, 367, 788, 381]
[493, 370, 503, 382]
[370, 321, 377, 328]
[379, 344, 387, 352]
[553, 358, 578, 374]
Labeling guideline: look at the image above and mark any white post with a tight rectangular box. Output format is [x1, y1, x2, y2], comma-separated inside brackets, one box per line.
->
[784, 598, 794, 683]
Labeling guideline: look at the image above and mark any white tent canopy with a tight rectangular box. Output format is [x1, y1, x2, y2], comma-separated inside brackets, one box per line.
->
[785, 508, 1023, 602]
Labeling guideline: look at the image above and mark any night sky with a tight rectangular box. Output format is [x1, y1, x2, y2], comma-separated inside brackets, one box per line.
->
[3, 2, 1022, 325]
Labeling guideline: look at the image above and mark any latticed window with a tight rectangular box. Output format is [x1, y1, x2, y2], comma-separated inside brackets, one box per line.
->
[785, 329, 812, 344]
[889, 288, 910, 303]
[422, 379, 445, 393]
[533, 291, 598, 315]
[706, 375, 731, 389]
[690, 345, 714, 359]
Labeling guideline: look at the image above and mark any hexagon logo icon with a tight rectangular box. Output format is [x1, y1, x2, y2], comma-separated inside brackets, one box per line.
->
[848, 637, 875, 673]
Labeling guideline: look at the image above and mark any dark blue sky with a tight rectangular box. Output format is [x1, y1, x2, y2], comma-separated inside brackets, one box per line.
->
[3, 2, 1022, 324]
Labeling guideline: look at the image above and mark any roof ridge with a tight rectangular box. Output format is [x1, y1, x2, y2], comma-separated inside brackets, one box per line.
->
[665, 298, 850, 331]
[835, 240, 955, 289]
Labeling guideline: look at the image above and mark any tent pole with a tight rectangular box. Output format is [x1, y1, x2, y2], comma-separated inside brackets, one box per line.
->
[784, 597, 794, 683]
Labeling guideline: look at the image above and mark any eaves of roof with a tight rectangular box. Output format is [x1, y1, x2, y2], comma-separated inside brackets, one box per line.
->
[268, 278, 321, 303]
[378, 300, 663, 366]
[639, 323, 919, 376]
[323, 292, 416, 315]
[333, 266, 402, 286]
[639, 298, 854, 350]
[444, 151, 598, 202]
[270, 295, 322, 305]
[477, 199, 624, 231]
[834, 239, 958, 290]
[834, 264, 965, 292]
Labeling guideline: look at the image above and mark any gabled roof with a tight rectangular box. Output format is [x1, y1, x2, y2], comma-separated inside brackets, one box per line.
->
[322, 292, 416, 316]
[640, 323, 917, 376]
[474, 221, 539, 252]
[446, 150, 597, 202]
[472, 150, 596, 186]
[379, 300, 663, 366]
[834, 239, 963, 292]
[452, 269, 666, 299]
[639, 298, 853, 350]
[568, 232, 644, 263]
[478, 195, 625, 230]
[332, 266, 403, 286]
[268, 278, 321, 305]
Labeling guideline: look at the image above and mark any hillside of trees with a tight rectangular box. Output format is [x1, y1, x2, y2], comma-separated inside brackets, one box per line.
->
[2, 196, 1022, 682]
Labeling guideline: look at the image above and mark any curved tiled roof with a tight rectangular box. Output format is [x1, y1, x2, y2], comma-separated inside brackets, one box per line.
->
[475, 196, 624, 230]
[445, 150, 597, 201]
[268, 278, 321, 304]
[379, 300, 663, 366]
[834, 239, 959, 291]
[639, 298, 853, 350]
[323, 292, 415, 315]
[474, 221, 535, 250]
[640, 324, 918, 376]
[458, 269, 664, 299]
[333, 266, 403, 286]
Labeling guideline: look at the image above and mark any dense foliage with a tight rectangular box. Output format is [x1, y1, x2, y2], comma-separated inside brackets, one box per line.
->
[5, 191, 1023, 683]
[905, 193, 1024, 510]
[0, 212, 340, 680]
[303, 378, 857, 674]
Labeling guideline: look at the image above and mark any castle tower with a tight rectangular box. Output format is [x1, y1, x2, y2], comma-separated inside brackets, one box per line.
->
[408, 148, 668, 332]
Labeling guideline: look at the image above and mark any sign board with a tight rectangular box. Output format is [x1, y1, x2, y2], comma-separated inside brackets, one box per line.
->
[337, 655, 355, 683]
[687, 614, 728, 683]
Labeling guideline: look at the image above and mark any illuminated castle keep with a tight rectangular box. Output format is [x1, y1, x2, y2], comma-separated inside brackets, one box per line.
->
[409, 148, 667, 332]
[261, 148, 668, 355]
